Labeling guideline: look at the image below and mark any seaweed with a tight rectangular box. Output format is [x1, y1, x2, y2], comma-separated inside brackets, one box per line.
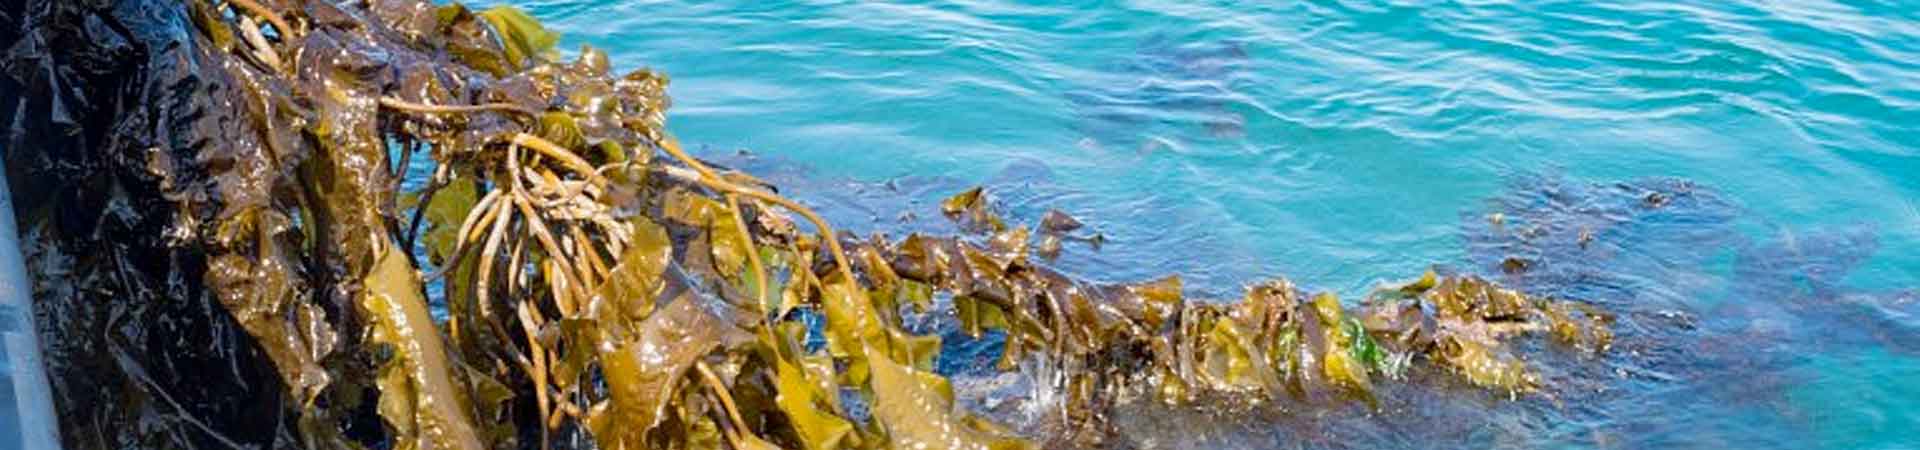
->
[0, 1, 1616, 449]
[363, 244, 487, 450]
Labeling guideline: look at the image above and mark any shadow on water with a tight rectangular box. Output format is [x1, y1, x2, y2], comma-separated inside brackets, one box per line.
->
[1066, 36, 1253, 154]
[706, 153, 1917, 449]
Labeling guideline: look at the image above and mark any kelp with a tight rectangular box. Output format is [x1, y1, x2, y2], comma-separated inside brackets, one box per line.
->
[1, 1, 1614, 449]
[866, 345, 1032, 450]
[363, 244, 487, 450]
[871, 229, 1607, 410]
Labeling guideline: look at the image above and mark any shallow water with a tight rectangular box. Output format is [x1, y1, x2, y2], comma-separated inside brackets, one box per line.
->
[454, 1, 1919, 448]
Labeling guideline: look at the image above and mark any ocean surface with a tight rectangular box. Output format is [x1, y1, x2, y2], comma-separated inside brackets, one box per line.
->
[451, 1, 1920, 448]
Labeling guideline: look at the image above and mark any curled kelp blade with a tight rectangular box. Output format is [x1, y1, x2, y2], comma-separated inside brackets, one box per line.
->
[363, 245, 487, 450]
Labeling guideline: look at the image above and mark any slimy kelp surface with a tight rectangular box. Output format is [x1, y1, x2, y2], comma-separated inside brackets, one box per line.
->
[0, 1, 1907, 450]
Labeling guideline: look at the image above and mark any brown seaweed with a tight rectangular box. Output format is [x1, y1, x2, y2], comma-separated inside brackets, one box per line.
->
[0, 1, 1617, 449]
[363, 244, 486, 450]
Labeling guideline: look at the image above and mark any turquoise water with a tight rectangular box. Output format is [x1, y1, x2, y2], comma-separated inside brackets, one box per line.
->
[462, 1, 1919, 448]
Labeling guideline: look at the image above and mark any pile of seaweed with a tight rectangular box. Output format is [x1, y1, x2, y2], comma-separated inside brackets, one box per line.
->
[0, 1, 1610, 449]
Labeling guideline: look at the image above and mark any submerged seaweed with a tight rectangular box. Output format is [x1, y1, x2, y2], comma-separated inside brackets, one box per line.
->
[1, 1, 1627, 449]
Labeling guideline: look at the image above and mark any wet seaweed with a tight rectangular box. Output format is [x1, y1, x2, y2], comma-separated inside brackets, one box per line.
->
[1, 1, 1616, 449]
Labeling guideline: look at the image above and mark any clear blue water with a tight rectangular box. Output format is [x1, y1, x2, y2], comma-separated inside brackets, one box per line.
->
[456, 1, 1920, 448]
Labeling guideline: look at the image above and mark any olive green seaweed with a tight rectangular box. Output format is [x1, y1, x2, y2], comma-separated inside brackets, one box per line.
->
[10, 1, 1614, 448]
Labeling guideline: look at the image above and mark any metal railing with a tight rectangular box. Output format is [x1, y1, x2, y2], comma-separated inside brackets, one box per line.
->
[0, 166, 60, 450]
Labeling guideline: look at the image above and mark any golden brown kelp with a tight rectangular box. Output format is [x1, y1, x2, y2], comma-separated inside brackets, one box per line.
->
[869, 218, 1609, 415]
[2, 1, 1611, 449]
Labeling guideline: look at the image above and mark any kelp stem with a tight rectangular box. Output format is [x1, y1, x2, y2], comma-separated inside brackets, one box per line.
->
[727, 194, 771, 310]
[458, 189, 507, 250]
[657, 136, 859, 286]
[568, 224, 612, 282]
[227, 0, 296, 43]
[695, 361, 755, 447]
[510, 133, 608, 188]
[403, 163, 449, 252]
[515, 298, 554, 450]
[510, 191, 588, 311]
[507, 146, 592, 310]
[235, 16, 283, 71]
[378, 96, 536, 116]
[475, 193, 515, 319]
